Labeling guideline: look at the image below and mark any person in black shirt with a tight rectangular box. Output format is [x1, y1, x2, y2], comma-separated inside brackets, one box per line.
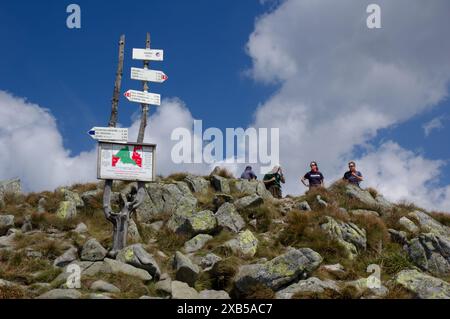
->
[301, 161, 324, 190]
[343, 161, 363, 187]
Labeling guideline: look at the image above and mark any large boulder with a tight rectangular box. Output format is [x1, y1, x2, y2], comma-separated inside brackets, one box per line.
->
[223, 230, 259, 258]
[173, 251, 199, 287]
[116, 244, 161, 279]
[81, 238, 107, 261]
[60, 188, 84, 209]
[234, 248, 323, 293]
[399, 216, 420, 234]
[345, 184, 392, 210]
[0, 178, 21, 206]
[0, 215, 14, 236]
[395, 269, 450, 299]
[215, 202, 245, 233]
[136, 182, 197, 224]
[167, 210, 217, 236]
[234, 179, 272, 199]
[171, 281, 199, 299]
[211, 175, 230, 193]
[54, 247, 78, 267]
[184, 175, 209, 194]
[234, 194, 264, 210]
[104, 258, 153, 281]
[407, 233, 450, 276]
[408, 211, 450, 237]
[127, 219, 142, 243]
[275, 277, 340, 299]
[321, 216, 366, 259]
[90, 280, 120, 293]
[56, 201, 77, 220]
[183, 234, 213, 253]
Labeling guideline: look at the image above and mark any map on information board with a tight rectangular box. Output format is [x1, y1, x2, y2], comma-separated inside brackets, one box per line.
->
[97, 142, 156, 182]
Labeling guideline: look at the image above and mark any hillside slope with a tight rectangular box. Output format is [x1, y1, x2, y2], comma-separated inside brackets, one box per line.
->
[0, 171, 449, 299]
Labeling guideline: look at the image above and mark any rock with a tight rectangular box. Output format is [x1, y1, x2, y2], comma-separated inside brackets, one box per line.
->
[56, 201, 77, 220]
[406, 233, 450, 276]
[0, 232, 16, 248]
[316, 195, 328, 207]
[343, 278, 389, 298]
[90, 280, 120, 293]
[200, 253, 222, 269]
[104, 258, 152, 281]
[74, 222, 88, 234]
[127, 218, 142, 243]
[185, 175, 209, 194]
[350, 209, 380, 218]
[211, 175, 230, 193]
[321, 216, 367, 259]
[81, 238, 107, 261]
[234, 194, 264, 210]
[388, 229, 408, 245]
[136, 182, 197, 224]
[88, 293, 112, 299]
[199, 290, 231, 299]
[168, 209, 217, 236]
[234, 248, 323, 293]
[171, 281, 199, 299]
[0, 215, 14, 236]
[173, 251, 199, 287]
[276, 277, 340, 299]
[249, 219, 257, 229]
[213, 193, 234, 208]
[223, 230, 259, 258]
[395, 269, 450, 299]
[298, 201, 312, 211]
[60, 188, 84, 208]
[399, 216, 419, 233]
[375, 194, 393, 210]
[21, 216, 33, 233]
[345, 184, 379, 207]
[37, 197, 47, 214]
[321, 263, 345, 274]
[408, 211, 450, 237]
[0, 178, 21, 205]
[116, 244, 161, 279]
[148, 221, 164, 232]
[54, 247, 78, 267]
[215, 202, 245, 233]
[80, 189, 101, 206]
[155, 277, 172, 295]
[234, 179, 273, 200]
[184, 234, 213, 253]
[36, 289, 82, 299]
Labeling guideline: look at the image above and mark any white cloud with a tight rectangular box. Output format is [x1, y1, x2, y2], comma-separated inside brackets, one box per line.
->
[246, 0, 450, 210]
[423, 116, 445, 137]
[0, 90, 97, 191]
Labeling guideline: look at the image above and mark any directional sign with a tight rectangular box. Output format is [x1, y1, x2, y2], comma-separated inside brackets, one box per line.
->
[132, 48, 164, 61]
[131, 67, 168, 83]
[88, 127, 128, 143]
[124, 90, 161, 106]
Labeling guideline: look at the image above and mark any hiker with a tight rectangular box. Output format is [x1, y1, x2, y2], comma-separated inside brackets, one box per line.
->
[301, 161, 324, 190]
[240, 166, 257, 181]
[263, 166, 285, 199]
[343, 161, 363, 187]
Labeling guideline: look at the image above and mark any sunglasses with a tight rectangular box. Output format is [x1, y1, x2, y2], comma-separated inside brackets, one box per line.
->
[349, 165, 355, 167]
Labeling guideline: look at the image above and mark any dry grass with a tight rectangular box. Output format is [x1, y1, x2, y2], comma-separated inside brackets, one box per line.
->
[155, 227, 188, 255]
[429, 211, 450, 227]
[209, 256, 242, 291]
[165, 172, 189, 182]
[211, 167, 234, 179]
[70, 182, 98, 194]
[82, 273, 149, 299]
[0, 284, 28, 299]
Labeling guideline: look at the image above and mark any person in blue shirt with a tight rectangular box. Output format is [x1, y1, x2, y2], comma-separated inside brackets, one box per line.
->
[301, 161, 324, 190]
[240, 166, 257, 181]
[343, 161, 364, 187]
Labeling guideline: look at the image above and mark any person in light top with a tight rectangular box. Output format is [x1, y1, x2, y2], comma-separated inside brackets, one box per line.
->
[301, 161, 324, 190]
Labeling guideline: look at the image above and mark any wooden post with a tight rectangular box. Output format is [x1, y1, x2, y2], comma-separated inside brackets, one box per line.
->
[109, 35, 125, 128]
[137, 32, 151, 143]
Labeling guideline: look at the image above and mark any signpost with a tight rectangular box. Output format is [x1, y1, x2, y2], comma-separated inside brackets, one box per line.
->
[88, 127, 128, 143]
[132, 48, 164, 61]
[124, 89, 161, 105]
[97, 142, 156, 182]
[130, 67, 168, 83]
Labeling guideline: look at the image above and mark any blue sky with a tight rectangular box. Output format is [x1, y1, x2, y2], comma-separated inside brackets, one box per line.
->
[1, 0, 449, 210]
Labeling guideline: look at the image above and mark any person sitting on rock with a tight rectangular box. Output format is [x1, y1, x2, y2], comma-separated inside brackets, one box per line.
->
[240, 166, 257, 181]
[263, 165, 285, 199]
[301, 161, 324, 190]
[343, 161, 363, 187]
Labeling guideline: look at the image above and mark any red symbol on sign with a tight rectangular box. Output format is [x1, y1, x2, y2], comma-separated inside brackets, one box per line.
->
[162, 74, 168, 81]
[124, 92, 130, 97]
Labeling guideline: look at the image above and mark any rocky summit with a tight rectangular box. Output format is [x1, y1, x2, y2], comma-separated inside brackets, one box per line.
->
[0, 172, 450, 299]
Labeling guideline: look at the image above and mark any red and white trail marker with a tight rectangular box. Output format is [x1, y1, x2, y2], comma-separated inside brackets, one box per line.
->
[130, 67, 168, 83]
[124, 90, 161, 106]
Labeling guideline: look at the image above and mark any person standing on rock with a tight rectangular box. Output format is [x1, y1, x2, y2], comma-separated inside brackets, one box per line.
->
[240, 166, 257, 181]
[263, 166, 285, 199]
[301, 161, 324, 190]
[343, 161, 364, 187]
